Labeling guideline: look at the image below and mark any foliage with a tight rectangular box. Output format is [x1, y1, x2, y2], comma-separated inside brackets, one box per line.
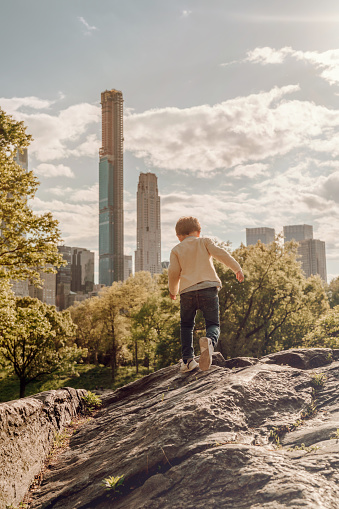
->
[303, 306, 339, 348]
[82, 391, 102, 412]
[0, 108, 64, 285]
[216, 239, 329, 358]
[310, 372, 327, 388]
[0, 296, 86, 397]
[101, 475, 125, 493]
[326, 276, 339, 308]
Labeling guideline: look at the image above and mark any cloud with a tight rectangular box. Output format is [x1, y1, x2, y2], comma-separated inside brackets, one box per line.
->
[181, 10, 192, 17]
[246, 46, 293, 65]
[241, 46, 339, 86]
[68, 134, 101, 158]
[4, 99, 101, 161]
[34, 163, 75, 178]
[228, 163, 269, 178]
[0, 96, 54, 111]
[78, 16, 97, 35]
[31, 197, 98, 248]
[71, 183, 98, 202]
[125, 85, 339, 175]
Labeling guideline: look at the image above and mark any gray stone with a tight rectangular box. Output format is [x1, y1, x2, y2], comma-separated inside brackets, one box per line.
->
[29, 349, 339, 508]
[0, 387, 87, 509]
[261, 347, 333, 369]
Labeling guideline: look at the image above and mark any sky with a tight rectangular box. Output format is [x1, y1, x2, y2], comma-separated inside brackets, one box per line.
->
[1, 0, 339, 282]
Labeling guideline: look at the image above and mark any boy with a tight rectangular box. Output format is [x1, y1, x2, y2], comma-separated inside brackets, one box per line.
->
[168, 216, 244, 372]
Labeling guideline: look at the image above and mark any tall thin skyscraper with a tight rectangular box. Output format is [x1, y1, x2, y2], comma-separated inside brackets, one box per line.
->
[99, 89, 124, 285]
[135, 172, 161, 275]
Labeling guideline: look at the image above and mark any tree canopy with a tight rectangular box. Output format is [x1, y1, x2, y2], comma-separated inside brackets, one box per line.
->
[0, 108, 64, 284]
[0, 295, 86, 397]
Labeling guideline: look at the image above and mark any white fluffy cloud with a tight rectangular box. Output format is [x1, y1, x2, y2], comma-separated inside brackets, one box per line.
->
[2, 97, 101, 162]
[244, 46, 339, 85]
[125, 85, 339, 175]
[34, 163, 75, 178]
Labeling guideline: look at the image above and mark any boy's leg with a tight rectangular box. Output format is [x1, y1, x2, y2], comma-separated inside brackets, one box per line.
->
[197, 288, 220, 370]
[198, 287, 220, 348]
[180, 291, 197, 362]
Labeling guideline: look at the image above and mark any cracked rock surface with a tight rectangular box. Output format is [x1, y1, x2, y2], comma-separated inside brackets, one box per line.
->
[30, 348, 339, 509]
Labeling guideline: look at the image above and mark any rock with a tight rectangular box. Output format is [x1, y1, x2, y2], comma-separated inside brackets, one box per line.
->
[29, 349, 339, 508]
[0, 387, 87, 509]
[261, 347, 333, 369]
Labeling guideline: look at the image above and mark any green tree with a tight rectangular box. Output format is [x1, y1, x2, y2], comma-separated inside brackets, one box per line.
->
[69, 297, 106, 365]
[0, 296, 85, 397]
[326, 276, 339, 308]
[303, 306, 339, 348]
[217, 239, 329, 358]
[0, 108, 64, 284]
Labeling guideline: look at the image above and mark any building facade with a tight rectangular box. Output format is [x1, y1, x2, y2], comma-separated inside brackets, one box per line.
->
[56, 246, 72, 311]
[71, 247, 94, 293]
[283, 224, 313, 242]
[124, 255, 133, 280]
[11, 149, 30, 297]
[246, 227, 275, 246]
[99, 89, 124, 286]
[135, 172, 161, 275]
[29, 270, 56, 306]
[283, 224, 327, 282]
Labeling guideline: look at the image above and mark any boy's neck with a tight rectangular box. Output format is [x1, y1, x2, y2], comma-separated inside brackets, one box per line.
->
[177, 231, 200, 242]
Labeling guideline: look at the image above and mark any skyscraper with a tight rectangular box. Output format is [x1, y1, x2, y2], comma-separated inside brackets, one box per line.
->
[283, 224, 313, 242]
[283, 224, 327, 282]
[71, 247, 94, 293]
[11, 149, 29, 297]
[99, 89, 124, 286]
[135, 172, 161, 275]
[246, 227, 275, 246]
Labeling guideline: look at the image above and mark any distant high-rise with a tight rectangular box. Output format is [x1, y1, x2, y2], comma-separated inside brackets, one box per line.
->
[71, 247, 94, 293]
[283, 224, 327, 282]
[56, 246, 72, 311]
[283, 224, 313, 242]
[135, 173, 161, 275]
[11, 149, 29, 297]
[29, 269, 56, 306]
[99, 89, 124, 286]
[246, 227, 275, 246]
[124, 255, 133, 281]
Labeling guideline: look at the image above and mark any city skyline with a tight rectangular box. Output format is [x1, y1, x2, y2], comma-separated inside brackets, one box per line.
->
[1, 1, 339, 282]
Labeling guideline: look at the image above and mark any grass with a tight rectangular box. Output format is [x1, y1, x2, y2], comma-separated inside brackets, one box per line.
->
[0, 364, 153, 403]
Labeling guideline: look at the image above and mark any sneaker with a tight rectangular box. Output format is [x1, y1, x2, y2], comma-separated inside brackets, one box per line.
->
[180, 358, 198, 373]
[199, 337, 213, 371]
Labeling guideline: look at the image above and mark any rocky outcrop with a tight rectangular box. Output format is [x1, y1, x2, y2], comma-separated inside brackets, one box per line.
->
[0, 387, 87, 509]
[29, 348, 339, 509]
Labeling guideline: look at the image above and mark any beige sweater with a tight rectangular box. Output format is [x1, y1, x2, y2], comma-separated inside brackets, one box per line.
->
[168, 236, 241, 296]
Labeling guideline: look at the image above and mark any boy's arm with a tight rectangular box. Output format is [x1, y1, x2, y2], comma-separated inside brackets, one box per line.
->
[168, 250, 181, 299]
[205, 238, 243, 279]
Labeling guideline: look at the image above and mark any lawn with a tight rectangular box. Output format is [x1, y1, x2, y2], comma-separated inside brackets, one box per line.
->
[0, 364, 153, 403]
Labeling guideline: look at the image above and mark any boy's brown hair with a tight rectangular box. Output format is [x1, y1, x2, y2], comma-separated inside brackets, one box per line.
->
[175, 216, 201, 236]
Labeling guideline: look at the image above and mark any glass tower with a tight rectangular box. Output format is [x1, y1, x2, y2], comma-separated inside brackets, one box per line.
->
[99, 89, 124, 285]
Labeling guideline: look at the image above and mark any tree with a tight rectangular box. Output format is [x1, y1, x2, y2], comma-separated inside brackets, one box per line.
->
[0, 296, 85, 397]
[69, 297, 106, 365]
[217, 239, 329, 358]
[303, 306, 339, 349]
[0, 108, 64, 284]
[326, 276, 339, 308]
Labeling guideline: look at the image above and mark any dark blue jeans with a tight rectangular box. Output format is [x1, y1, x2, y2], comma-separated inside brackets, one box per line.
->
[180, 287, 220, 361]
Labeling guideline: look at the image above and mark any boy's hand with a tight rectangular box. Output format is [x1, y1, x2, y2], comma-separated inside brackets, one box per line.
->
[236, 270, 244, 283]
[170, 293, 177, 300]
